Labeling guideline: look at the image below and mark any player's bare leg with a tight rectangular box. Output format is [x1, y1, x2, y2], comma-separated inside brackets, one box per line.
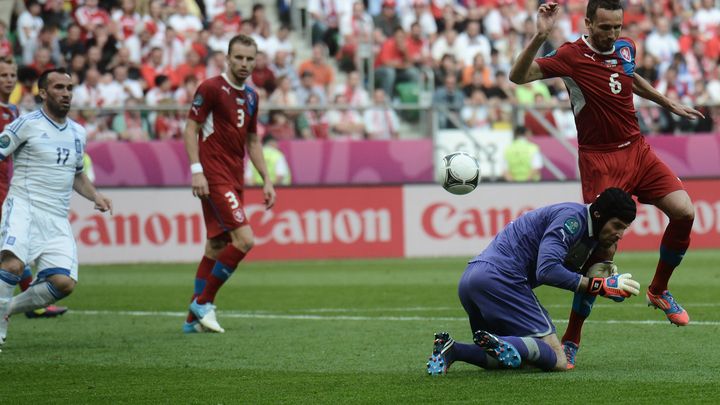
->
[648, 190, 694, 326]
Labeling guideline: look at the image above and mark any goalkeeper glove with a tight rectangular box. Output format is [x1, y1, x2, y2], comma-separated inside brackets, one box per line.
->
[586, 273, 640, 302]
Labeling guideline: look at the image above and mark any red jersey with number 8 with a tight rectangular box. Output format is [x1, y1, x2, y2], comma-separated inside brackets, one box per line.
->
[187, 74, 259, 187]
[535, 36, 640, 149]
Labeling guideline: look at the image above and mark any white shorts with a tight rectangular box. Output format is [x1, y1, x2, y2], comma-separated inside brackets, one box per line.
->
[0, 196, 78, 281]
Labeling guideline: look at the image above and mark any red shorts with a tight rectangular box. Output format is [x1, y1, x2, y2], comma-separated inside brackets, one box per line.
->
[201, 184, 249, 240]
[579, 137, 684, 204]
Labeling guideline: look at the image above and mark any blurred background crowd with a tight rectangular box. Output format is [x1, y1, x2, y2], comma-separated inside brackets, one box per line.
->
[1, 0, 719, 142]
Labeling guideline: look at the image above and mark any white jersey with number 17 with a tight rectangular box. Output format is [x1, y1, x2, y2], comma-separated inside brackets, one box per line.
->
[0, 109, 86, 217]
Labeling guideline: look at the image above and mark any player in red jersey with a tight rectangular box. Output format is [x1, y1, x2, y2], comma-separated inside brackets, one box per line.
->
[0, 56, 67, 319]
[182, 35, 276, 333]
[509, 1, 705, 368]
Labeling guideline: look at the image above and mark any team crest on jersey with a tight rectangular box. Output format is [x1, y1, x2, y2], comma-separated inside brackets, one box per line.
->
[75, 138, 82, 153]
[0, 134, 10, 148]
[236, 97, 244, 105]
[233, 209, 245, 223]
[192, 94, 204, 107]
[619, 47, 632, 62]
[6, 236, 15, 246]
[1, 113, 8, 120]
[563, 218, 580, 235]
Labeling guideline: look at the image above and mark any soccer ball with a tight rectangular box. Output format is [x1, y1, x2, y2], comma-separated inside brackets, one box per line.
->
[439, 152, 480, 195]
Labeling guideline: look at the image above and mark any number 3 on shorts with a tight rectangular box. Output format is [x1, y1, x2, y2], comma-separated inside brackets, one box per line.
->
[224, 191, 239, 209]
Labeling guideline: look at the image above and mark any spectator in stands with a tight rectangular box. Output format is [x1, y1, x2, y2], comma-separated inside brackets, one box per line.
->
[140, 47, 169, 90]
[168, 0, 203, 37]
[461, 89, 491, 131]
[251, 51, 277, 95]
[0, 21, 11, 58]
[73, 67, 104, 107]
[142, 0, 168, 40]
[202, 0, 226, 23]
[461, 53, 492, 89]
[112, 0, 142, 40]
[401, 0, 437, 42]
[433, 53, 461, 88]
[430, 29, 461, 66]
[171, 47, 207, 89]
[60, 24, 86, 65]
[334, 70, 369, 107]
[373, 0, 401, 39]
[173, 74, 199, 105]
[337, 1, 374, 74]
[645, 17, 680, 75]
[298, 44, 335, 92]
[247, 135, 292, 186]
[205, 50, 226, 77]
[308, 0, 350, 56]
[515, 80, 551, 106]
[251, 19, 274, 54]
[635, 53, 659, 85]
[327, 93, 365, 140]
[97, 71, 125, 107]
[264, 24, 295, 63]
[457, 20, 491, 67]
[270, 50, 299, 90]
[214, 0, 242, 35]
[68, 53, 87, 83]
[363, 88, 399, 140]
[111, 97, 151, 141]
[86, 24, 120, 73]
[145, 74, 174, 106]
[265, 111, 297, 140]
[374, 27, 421, 100]
[691, 79, 714, 133]
[268, 75, 299, 109]
[9, 66, 38, 106]
[432, 73, 464, 129]
[42, 0, 71, 32]
[297, 93, 330, 139]
[523, 94, 557, 137]
[112, 64, 143, 102]
[17, 0, 44, 64]
[296, 71, 327, 105]
[248, 3, 270, 34]
[29, 47, 55, 77]
[207, 19, 232, 53]
[693, 0, 720, 35]
[406, 21, 429, 68]
[154, 27, 185, 69]
[84, 110, 117, 141]
[503, 126, 543, 182]
[74, 0, 110, 34]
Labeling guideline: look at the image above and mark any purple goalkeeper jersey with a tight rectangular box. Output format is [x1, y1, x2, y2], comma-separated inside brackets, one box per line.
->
[469, 202, 597, 292]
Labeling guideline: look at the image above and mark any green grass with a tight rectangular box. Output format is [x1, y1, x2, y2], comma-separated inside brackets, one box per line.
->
[1, 251, 720, 404]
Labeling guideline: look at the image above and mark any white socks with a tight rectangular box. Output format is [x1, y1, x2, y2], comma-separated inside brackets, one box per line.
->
[9, 282, 60, 316]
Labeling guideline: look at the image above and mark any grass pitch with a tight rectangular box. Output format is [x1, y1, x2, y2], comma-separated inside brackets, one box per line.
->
[1, 251, 719, 404]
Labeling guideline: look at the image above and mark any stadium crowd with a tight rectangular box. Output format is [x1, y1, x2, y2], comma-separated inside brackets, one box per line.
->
[1, 0, 719, 141]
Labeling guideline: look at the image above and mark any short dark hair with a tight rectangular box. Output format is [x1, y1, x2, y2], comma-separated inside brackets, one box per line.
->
[38, 68, 70, 90]
[586, 0, 623, 21]
[590, 187, 636, 229]
[0, 56, 15, 66]
[228, 34, 257, 54]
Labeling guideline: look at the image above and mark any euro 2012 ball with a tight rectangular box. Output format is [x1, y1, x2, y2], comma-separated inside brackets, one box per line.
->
[439, 152, 480, 195]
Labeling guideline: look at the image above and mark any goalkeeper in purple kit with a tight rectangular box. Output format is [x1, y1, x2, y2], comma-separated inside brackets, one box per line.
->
[427, 187, 640, 374]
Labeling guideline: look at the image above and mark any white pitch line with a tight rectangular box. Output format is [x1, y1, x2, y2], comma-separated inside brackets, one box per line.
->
[70, 310, 720, 326]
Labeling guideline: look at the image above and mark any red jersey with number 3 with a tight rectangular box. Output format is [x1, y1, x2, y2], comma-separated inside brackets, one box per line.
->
[0, 102, 19, 200]
[535, 36, 640, 149]
[187, 74, 259, 188]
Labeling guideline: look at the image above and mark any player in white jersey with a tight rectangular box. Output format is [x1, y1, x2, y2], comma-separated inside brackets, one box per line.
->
[0, 69, 113, 350]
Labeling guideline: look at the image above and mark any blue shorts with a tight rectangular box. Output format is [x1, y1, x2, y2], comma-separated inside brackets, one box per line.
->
[458, 261, 555, 338]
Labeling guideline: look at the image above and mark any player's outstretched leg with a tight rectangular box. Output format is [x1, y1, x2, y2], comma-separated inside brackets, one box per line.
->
[472, 330, 521, 369]
[189, 298, 225, 333]
[427, 332, 456, 375]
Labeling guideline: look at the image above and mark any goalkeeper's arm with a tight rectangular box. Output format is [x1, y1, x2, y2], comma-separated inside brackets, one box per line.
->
[577, 273, 641, 302]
